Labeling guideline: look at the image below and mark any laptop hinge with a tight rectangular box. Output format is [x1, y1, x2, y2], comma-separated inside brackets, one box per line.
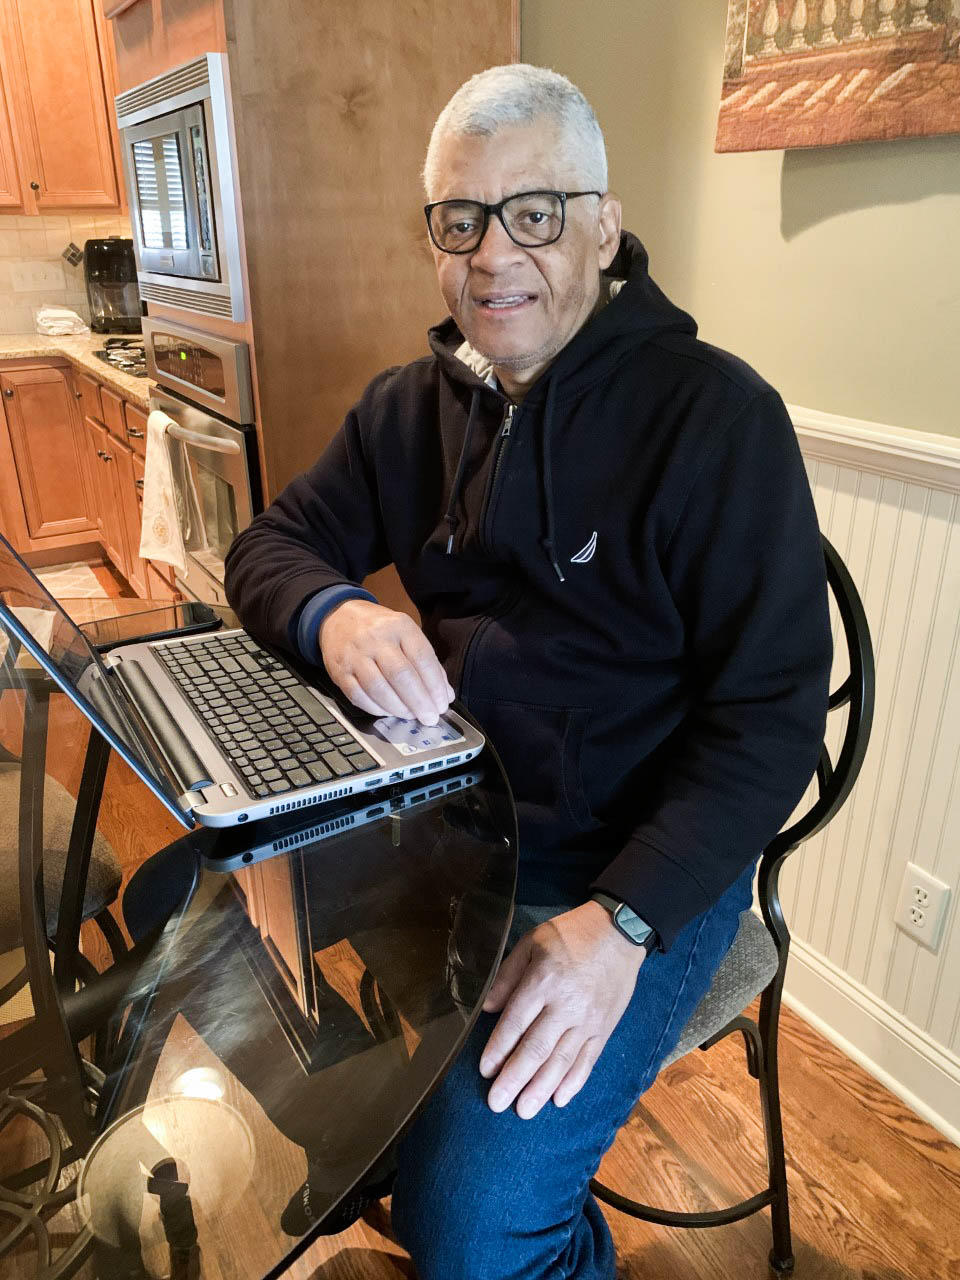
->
[105, 655, 214, 793]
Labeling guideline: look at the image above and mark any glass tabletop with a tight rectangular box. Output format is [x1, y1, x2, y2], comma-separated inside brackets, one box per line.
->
[0, 654, 517, 1278]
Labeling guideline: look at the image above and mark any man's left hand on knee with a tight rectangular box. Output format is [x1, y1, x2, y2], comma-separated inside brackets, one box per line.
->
[478, 902, 645, 1119]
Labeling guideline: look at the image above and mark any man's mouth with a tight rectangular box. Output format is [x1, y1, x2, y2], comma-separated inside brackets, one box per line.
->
[476, 294, 535, 310]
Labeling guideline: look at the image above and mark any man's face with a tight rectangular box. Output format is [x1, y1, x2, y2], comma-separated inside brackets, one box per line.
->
[428, 122, 622, 398]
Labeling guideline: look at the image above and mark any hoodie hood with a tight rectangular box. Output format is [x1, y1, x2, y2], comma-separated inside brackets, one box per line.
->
[426, 232, 698, 580]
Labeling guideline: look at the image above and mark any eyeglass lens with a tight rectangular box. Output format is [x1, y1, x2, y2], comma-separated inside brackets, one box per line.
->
[430, 192, 564, 252]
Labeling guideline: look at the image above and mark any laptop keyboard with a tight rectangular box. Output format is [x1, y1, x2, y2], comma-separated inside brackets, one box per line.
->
[154, 634, 378, 798]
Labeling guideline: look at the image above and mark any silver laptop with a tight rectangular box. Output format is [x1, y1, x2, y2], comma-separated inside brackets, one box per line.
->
[0, 536, 484, 830]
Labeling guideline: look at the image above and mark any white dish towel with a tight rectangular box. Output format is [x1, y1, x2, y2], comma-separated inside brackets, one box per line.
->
[139, 409, 206, 576]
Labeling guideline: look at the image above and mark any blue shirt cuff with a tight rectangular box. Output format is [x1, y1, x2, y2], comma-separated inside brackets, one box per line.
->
[294, 585, 377, 662]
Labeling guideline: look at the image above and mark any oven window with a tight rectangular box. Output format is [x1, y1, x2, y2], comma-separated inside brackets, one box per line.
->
[133, 132, 190, 251]
[194, 460, 239, 566]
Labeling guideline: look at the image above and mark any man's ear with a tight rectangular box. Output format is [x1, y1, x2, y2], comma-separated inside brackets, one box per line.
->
[597, 193, 622, 270]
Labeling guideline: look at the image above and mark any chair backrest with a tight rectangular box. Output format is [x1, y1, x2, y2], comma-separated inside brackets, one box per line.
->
[758, 535, 876, 953]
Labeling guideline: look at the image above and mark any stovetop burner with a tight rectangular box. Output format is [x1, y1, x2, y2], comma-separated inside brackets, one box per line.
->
[93, 337, 148, 378]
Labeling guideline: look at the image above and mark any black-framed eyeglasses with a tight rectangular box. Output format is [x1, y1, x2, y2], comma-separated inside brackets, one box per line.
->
[424, 189, 602, 255]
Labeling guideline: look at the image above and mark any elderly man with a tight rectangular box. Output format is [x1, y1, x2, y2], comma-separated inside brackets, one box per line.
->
[225, 63, 830, 1280]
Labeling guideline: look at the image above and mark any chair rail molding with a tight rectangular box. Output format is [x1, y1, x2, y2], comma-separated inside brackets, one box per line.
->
[785, 402, 960, 1147]
[788, 403, 960, 494]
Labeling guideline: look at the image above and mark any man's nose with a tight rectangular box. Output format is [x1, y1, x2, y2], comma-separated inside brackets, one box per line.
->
[469, 213, 526, 270]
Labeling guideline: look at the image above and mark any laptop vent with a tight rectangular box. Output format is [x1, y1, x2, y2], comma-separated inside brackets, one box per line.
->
[268, 785, 353, 816]
[271, 813, 356, 851]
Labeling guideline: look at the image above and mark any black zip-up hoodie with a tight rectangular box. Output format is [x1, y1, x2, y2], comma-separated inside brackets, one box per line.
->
[225, 233, 832, 950]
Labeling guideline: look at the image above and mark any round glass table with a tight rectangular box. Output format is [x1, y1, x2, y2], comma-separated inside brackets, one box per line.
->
[0, 603, 517, 1279]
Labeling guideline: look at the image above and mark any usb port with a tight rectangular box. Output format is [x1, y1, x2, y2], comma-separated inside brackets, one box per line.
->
[428, 760, 443, 771]
[388, 770, 403, 783]
[429, 786, 444, 798]
[410, 765, 425, 775]
[447, 755, 461, 765]
[367, 806, 384, 817]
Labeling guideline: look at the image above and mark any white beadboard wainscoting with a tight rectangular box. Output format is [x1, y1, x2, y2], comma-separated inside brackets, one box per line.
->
[783, 404, 960, 1145]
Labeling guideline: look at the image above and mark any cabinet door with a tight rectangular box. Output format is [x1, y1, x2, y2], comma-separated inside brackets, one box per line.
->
[86, 416, 127, 573]
[75, 371, 103, 425]
[3, 0, 120, 211]
[113, 435, 148, 598]
[0, 365, 96, 541]
[0, 28, 23, 210]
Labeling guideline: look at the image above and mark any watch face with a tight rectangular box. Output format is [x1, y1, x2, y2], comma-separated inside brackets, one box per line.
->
[613, 903, 654, 946]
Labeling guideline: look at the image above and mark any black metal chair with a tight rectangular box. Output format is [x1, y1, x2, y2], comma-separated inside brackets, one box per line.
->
[591, 534, 875, 1276]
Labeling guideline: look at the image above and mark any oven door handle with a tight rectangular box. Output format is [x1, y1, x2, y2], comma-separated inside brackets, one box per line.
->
[165, 424, 242, 454]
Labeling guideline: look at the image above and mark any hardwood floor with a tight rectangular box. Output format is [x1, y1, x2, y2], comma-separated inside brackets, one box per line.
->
[273, 999, 959, 1280]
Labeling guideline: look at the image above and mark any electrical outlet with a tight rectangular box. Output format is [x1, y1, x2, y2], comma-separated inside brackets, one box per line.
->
[895, 862, 951, 950]
[11, 260, 65, 292]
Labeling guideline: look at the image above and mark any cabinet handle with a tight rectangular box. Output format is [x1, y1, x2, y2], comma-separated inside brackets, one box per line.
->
[3, 388, 12, 398]
[75, 390, 82, 399]
[135, 479, 144, 490]
[128, 428, 145, 438]
[30, 181, 40, 191]
[96, 449, 106, 459]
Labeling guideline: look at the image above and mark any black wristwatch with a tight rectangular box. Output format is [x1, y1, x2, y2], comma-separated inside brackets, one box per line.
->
[590, 891, 657, 951]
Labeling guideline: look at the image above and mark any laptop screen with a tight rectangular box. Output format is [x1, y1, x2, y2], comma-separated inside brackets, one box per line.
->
[0, 536, 191, 828]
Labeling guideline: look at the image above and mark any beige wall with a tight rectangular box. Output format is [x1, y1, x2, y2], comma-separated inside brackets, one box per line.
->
[522, 1, 960, 438]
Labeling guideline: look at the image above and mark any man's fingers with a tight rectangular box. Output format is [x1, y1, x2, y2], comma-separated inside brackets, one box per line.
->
[552, 1038, 603, 1109]
[481, 936, 530, 1015]
[515, 1028, 585, 1119]
[400, 630, 453, 718]
[339, 674, 391, 718]
[377, 651, 442, 725]
[485, 1010, 566, 1114]
[352, 657, 417, 720]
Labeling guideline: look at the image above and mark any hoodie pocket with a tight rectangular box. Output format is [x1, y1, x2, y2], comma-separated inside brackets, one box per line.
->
[467, 698, 592, 844]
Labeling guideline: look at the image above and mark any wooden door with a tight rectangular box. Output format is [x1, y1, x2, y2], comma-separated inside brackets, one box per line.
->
[113, 435, 148, 597]
[0, 365, 97, 541]
[86, 416, 127, 573]
[0, 25, 23, 210]
[2, 0, 121, 211]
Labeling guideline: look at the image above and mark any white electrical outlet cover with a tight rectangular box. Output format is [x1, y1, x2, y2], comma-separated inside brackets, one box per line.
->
[895, 861, 952, 951]
[11, 260, 65, 293]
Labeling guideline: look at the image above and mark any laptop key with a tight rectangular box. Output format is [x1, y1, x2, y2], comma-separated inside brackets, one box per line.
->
[350, 752, 377, 771]
[341, 743, 365, 756]
[287, 768, 311, 787]
[330, 732, 353, 747]
[320, 750, 353, 777]
[261, 767, 282, 782]
[288, 687, 337, 725]
[269, 779, 291, 793]
[306, 760, 332, 783]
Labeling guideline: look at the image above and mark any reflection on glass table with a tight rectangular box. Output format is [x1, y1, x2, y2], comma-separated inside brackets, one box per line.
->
[0, 627, 516, 1280]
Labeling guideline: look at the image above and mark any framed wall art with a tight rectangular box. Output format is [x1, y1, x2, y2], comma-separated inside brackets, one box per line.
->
[717, 1, 960, 151]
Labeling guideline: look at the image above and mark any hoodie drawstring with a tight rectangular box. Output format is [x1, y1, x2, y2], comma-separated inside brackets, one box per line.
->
[443, 389, 481, 554]
[539, 378, 565, 583]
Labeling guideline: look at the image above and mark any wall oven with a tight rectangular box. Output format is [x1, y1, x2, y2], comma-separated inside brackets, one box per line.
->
[143, 318, 261, 604]
[116, 54, 245, 322]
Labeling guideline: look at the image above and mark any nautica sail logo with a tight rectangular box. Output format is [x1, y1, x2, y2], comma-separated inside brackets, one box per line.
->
[570, 531, 598, 564]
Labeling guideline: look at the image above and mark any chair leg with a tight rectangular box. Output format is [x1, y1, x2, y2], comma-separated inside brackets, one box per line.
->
[758, 985, 794, 1276]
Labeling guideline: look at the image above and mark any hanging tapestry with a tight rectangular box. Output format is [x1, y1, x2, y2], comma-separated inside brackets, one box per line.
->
[717, 2, 960, 151]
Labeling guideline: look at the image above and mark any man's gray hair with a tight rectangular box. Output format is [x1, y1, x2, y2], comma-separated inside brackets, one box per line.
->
[423, 63, 607, 198]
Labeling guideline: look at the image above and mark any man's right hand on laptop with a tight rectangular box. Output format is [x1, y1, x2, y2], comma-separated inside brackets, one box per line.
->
[319, 599, 454, 726]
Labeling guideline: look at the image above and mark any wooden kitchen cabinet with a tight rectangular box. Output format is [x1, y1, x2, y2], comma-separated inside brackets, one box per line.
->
[0, 363, 97, 548]
[113, 434, 147, 598]
[0, 36, 23, 211]
[0, 0, 123, 213]
[83, 415, 127, 574]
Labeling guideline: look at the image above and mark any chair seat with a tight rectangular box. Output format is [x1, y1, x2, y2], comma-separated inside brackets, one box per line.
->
[0, 762, 122, 952]
[663, 909, 779, 1068]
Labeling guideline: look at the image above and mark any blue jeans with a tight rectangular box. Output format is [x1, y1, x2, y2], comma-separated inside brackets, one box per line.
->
[391, 863, 755, 1279]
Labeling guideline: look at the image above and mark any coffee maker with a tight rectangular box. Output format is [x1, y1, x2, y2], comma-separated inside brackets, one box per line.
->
[83, 237, 142, 334]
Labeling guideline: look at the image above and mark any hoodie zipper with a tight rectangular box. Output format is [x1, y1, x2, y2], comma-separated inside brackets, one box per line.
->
[481, 401, 516, 552]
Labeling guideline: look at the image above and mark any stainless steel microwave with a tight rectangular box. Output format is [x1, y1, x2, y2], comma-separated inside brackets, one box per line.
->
[116, 54, 245, 322]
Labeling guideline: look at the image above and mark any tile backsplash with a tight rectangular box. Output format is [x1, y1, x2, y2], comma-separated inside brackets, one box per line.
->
[0, 213, 133, 335]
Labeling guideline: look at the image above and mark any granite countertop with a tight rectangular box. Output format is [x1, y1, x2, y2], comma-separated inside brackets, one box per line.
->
[0, 332, 154, 409]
